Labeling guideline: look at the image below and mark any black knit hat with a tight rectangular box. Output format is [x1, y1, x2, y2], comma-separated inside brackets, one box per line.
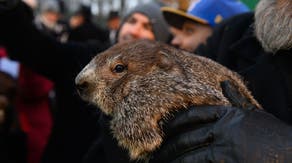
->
[107, 11, 119, 21]
[73, 5, 92, 22]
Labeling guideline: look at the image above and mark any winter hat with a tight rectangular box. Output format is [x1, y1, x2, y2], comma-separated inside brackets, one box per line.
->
[162, 0, 249, 28]
[72, 5, 92, 22]
[107, 11, 119, 21]
[40, 0, 60, 13]
[120, 2, 170, 43]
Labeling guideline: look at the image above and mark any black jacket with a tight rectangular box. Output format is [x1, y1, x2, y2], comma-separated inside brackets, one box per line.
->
[68, 21, 110, 45]
[0, 2, 110, 163]
[196, 12, 292, 125]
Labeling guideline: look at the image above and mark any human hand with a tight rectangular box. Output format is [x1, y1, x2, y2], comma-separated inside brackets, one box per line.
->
[150, 81, 292, 163]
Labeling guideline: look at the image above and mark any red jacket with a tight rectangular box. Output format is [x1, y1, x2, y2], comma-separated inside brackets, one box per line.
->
[16, 64, 54, 163]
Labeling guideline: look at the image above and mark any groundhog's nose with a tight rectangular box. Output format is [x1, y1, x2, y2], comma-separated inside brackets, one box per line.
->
[75, 80, 89, 95]
[75, 73, 90, 95]
[75, 62, 95, 95]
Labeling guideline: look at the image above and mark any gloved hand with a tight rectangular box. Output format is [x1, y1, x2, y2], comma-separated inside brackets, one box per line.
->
[0, 0, 19, 13]
[150, 81, 292, 163]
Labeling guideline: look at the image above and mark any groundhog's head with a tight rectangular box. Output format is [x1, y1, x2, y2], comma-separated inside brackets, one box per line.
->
[75, 40, 260, 161]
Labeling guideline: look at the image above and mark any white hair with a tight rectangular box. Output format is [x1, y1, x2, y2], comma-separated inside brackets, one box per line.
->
[254, 0, 292, 53]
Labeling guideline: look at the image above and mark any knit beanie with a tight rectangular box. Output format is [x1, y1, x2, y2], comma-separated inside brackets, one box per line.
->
[40, 0, 60, 13]
[119, 2, 170, 43]
[73, 5, 92, 22]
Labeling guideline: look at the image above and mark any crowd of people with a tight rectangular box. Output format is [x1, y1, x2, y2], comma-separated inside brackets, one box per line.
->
[0, 0, 291, 163]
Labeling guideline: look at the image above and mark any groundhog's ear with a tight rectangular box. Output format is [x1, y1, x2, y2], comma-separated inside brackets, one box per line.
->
[157, 50, 175, 70]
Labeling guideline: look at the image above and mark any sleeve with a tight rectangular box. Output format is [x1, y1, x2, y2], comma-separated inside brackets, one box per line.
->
[150, 106, 292, 163]
[195, 12, 255, 62]
[0, 2, 105, 82]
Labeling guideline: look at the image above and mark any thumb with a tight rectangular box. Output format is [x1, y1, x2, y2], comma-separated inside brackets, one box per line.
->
[220, 80, 256, 110]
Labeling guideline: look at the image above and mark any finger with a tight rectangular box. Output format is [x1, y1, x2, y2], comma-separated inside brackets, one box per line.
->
[221, 80, 245, 108]
[152, 127, 214, 163]
[220, 80, 258, 110]
[170, 150, 211, 163]
[162, 106, 226, 135]
[153, 149, 211, 163]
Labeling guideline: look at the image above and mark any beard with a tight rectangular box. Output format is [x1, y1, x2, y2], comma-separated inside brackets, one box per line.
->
[254, 0, 292, 53]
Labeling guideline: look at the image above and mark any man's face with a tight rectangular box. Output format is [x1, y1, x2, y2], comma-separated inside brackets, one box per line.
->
[107, 17, 120, 30]
[118, 13, 155, 43]
[69, 15, 84, 28]
[43, 11, 60, 25]
[170, 21, 212, 52]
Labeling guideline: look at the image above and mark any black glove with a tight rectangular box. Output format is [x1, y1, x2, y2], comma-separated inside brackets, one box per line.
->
[150, 81, 292, 163]
[0, 0, 19, 13]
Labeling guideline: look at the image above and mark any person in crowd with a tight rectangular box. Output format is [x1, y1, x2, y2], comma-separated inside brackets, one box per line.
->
[0, 71, 27, 163]
[162, 0, 249, 52]
[15, 1, 62, 163]
[106, 10, 120, 45]
[1, 43, 52, 163]
[116, 2, 171, 44]
[34, 0, 68, 42]
[0, 1, 170, 163]
[68, 5, 109, 45]
[195, 0, 292, 125]
[16, 64, 54, 163]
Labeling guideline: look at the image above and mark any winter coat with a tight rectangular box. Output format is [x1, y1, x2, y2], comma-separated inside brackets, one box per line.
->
[196, 12, 292, 125]
[16, 64, 54, 163]
[68, 21, 110, 45]
[0, 2, 109, 163]
[0, 70, 27, 163]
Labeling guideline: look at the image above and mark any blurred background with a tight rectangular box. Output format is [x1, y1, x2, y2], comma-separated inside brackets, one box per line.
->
[23, 0, 259, 27]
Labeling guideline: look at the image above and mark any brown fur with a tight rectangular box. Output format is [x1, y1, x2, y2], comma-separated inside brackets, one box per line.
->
[75, 40, 261, 161]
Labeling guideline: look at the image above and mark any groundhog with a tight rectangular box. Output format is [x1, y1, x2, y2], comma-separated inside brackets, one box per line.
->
[75, 40, 261, 161]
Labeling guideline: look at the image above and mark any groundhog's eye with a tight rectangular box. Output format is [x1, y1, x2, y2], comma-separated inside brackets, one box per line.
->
[113, 64, 126, 73]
